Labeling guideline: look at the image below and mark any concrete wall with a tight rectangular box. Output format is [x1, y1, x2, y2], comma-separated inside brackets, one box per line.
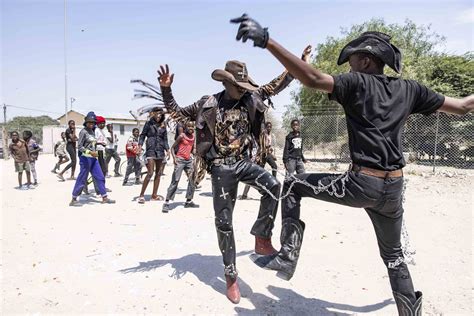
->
[42, 123, 176, 155]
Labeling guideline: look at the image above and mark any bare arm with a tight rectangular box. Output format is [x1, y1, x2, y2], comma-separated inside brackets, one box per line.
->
[170, 135, 183, 163]
[438, 95, 474, 115]
[266, 38, 334, 93]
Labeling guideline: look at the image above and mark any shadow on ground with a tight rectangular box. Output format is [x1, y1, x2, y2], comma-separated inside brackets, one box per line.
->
[119, 252, 393, 315]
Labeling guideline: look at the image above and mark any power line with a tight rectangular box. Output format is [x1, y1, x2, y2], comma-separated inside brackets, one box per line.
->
[5, 104, 62, 115]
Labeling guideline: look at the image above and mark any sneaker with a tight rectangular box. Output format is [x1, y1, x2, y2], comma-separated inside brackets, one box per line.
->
[102, 198, 116, 204]
[19, 185, 29, 190]
[122, 180, 128, 186]
[184, 201, 199, 208]
[57, 174, 65, 181]
[69, 199, 80, 207]
[33, 181, 38, 186]
[26, 183, 35, 190]
[162, 203, 170, 213]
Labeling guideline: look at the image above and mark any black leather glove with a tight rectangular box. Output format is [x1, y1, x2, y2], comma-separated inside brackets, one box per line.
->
[230, 14, 269, 48]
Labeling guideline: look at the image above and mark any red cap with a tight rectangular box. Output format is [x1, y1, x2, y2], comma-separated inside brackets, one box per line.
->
[96, 116, 105, 124]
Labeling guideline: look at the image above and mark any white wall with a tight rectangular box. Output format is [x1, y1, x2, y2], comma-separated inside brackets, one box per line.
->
[42, 124, 176, 155]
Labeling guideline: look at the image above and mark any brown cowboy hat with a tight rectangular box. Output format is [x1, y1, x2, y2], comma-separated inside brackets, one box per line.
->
[211, 60, 259, 91]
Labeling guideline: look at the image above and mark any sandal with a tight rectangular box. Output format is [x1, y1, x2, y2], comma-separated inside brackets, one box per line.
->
[138, 196, 145, 204]
[151, 195, 164, 201]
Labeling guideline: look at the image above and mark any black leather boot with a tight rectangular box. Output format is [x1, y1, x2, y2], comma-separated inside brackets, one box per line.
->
[251, 218, 305, 281]
[393, 291, 422, 316]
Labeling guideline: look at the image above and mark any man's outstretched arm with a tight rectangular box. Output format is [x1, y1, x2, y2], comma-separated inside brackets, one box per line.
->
[231, 14, 334, 93]
[438, 95, 474, 115]
[265, 39, 334, 93]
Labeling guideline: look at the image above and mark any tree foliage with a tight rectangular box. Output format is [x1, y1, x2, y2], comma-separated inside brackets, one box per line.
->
[4, 115, 59, 144]
[284, 18, 473, 150]
[287, 18, 447, 117]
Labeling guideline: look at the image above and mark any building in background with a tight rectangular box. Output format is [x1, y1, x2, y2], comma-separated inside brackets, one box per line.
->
[43, 110, 149, 154]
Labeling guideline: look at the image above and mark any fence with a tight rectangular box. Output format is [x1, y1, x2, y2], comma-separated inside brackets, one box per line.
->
[272, 113, 474, 172]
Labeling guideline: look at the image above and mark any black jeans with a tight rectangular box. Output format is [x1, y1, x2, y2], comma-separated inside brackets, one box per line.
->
[263, 154, 278, 177]
[282, 171, 416, 303]
[105, 149, 121, 175]
[62, 144, 77, 173]
[98, 150, 107, 176]
[211, 158, 280, 277]
[165, 157, 195, 201]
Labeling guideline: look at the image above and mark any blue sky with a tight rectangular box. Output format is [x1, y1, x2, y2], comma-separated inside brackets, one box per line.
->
[1, 0, 473, 121]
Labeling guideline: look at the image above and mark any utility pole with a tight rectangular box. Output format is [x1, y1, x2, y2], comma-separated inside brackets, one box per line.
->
[2, 103, 9, 159]
[64, 0, 69, 126]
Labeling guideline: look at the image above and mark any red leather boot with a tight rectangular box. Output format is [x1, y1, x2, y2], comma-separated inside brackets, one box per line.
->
[225, 275, 240, 304]
[255, 236, 278, 255]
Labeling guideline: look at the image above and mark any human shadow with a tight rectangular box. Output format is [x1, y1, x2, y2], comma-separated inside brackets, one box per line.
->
[199, 192, 214, 197]
[235, 285, 393, 315]
[119, 251, 253, 297]
[131, 194, 163, 202]
[76, 195, 102, 205]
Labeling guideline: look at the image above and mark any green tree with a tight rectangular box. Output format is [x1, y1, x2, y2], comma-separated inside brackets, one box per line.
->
[294, 18, 445, 115]
[4, 115, 59, 144]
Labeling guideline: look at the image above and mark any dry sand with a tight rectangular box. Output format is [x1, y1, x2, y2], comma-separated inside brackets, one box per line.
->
[1, 154, 472, 315]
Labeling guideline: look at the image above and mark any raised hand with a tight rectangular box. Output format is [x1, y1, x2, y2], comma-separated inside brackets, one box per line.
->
[301, 45, 312, 62]
[230, 14, 269, 48]
[157, 64, 174, 87]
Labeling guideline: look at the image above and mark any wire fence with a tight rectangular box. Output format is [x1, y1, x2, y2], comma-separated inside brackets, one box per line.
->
[272, 113, 474, 172]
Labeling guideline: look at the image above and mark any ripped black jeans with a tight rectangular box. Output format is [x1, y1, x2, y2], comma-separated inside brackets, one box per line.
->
[211, 158, 280, 278]
[282, 170, 416, 303]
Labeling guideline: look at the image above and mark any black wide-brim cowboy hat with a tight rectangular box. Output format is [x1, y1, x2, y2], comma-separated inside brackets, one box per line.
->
[337, 31, 402, 73]
[211, 60, 259, 91]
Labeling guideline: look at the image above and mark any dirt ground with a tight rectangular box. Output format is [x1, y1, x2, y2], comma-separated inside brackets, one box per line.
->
[1, 154, 472, 315]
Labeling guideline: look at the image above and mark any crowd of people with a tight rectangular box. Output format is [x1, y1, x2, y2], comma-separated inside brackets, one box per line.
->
[7, 14, 474, 315]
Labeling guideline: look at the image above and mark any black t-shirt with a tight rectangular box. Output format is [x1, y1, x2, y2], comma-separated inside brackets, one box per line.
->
[65, 127, 76, 147]
[329, 72, 445, 170]
[283, 132, 305, 162]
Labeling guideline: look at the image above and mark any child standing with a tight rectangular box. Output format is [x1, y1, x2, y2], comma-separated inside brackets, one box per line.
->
[9, 131, 32, 189]
[23, 130, 41, 186]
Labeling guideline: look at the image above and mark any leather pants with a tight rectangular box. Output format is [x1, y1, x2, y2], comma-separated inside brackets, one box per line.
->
[211, 158, 280, 277]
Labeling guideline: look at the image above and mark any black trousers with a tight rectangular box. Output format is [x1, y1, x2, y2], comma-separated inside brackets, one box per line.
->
[98, 150, 107, 176]
[211, 158, 280, 277]
[282, 170, 416, 303]
[263, 154, 278, 177]
[105, 148, 121, 175]
[62, 144, 77, 173]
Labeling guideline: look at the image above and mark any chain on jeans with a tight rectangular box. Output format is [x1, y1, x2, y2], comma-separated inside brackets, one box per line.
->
[252, 165, 416, 266]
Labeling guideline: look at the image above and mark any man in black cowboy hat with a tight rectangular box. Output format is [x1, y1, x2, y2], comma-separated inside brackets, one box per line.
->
[157, 47, 310, 304]
[231, 14, 474, 315]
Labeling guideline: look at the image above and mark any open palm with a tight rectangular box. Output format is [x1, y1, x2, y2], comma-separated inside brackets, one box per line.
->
[157, 64, 174, 87]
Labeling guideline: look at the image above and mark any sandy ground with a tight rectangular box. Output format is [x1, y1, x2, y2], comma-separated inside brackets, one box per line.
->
[1, 154, 472, 315]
